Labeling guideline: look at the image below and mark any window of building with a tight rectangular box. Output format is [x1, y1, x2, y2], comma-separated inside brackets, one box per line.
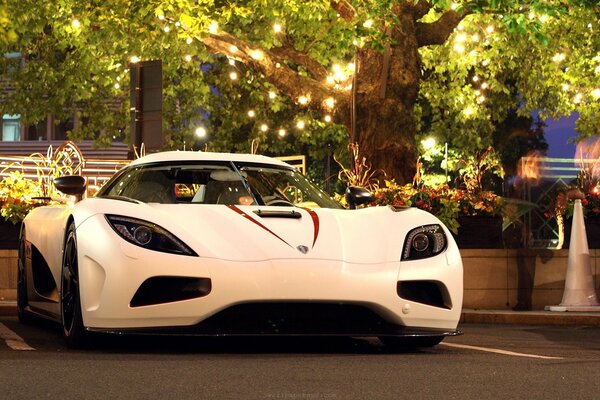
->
[2, 114, 20, 141]
[26, 120, 47, 141]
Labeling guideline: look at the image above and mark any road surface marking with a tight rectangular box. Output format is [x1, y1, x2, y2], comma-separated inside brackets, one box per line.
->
[0, 323, 35, 351]
[441, 342, 563, 360]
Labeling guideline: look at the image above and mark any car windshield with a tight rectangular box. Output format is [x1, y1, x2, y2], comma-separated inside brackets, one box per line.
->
[97, 161, 342, 209]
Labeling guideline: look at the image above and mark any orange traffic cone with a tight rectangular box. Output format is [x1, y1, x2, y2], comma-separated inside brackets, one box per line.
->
[547, 198, 600, 312]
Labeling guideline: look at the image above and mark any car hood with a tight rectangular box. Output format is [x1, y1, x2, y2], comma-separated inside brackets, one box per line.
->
[75, 200, 445, 264]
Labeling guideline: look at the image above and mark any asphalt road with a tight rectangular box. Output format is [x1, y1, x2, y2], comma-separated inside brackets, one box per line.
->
[1, 317, 600, 400]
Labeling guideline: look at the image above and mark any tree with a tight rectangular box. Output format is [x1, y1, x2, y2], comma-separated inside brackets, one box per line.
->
[0, 0, 16, 45]
[1, 1, 598, 183]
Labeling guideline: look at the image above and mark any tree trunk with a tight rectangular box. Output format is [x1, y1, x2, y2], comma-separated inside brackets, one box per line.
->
[353, 10, 420, 185]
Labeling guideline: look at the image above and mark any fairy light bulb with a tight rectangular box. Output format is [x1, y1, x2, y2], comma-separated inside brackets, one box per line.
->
[229, 71, 238, 80]
[278, 129, 286, 137]
[298, 95, 309, 105]
[250, 50, 263, 60]
[209, 21, 219, 34]
[273, 23, 282, 33]
[130, 56, 140, 63]
[455, 33, 467, 43]
[324, 115, 332, 123]
[186, 37, 193, 44]
[260, 124, 269, 132]
[72, 19, 81, 28]
[184, 55, 192, 62]
[268, 91, 276, 100]
[247, 110, 256, 118]
[195, 127, 207, 138]
[324, 97, 335, 109]
[363, 19, 374, 28]
[296, 120, 305, 129]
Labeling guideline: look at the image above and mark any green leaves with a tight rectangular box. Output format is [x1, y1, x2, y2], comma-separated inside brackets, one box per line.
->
[0, 0, 598, 186]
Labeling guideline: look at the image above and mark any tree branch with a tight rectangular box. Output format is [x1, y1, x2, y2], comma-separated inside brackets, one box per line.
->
[415, 9, 468, 47]
[413, 0, 433, 19]
[200, 31, 350, 119]
[270, 43, 328, 82]
[329, 0, 356, 21]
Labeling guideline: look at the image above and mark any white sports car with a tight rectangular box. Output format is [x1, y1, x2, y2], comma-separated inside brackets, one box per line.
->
[18, 151, 463, 348]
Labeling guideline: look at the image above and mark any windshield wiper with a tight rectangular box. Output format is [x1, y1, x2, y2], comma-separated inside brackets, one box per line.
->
[229, 161, 260, 205]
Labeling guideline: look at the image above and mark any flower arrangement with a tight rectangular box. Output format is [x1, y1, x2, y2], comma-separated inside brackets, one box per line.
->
[373, 181, 504, 234]
[0, 141, 83, 224]
[453, 189, 505, 218]
[334, 141, 506, 235]
[0, 171, 47, 224]
[544, 166, 600, 222]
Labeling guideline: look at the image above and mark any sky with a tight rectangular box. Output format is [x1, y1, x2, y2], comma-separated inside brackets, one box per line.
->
[543, 113, 579, 159]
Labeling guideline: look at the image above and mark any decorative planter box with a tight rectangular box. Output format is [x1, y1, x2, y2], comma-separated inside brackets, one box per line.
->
[454, 216, 503, 249]
[0, 221, 21, 250]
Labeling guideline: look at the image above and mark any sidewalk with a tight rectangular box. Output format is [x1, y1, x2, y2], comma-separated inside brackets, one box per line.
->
[2, 301, 600, 326]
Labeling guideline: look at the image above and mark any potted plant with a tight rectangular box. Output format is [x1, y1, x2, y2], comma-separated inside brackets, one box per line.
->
[0, 171, 47, 248]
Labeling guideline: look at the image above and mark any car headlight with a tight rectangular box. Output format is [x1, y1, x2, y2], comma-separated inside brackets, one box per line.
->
[105, 215, 198, 256]
[401, 224, 447, 261]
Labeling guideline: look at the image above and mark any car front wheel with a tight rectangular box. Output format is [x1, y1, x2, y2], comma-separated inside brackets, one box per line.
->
[61, 222, 89, 348]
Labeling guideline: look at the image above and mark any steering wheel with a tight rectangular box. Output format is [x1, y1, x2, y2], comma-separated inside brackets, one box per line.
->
[265, 198, 294, 207]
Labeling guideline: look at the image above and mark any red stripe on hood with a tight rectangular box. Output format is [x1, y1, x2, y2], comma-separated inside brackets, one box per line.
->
[227, 205, 292, 248]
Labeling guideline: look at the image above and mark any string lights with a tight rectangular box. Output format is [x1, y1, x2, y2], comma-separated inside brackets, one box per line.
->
[153, 13, 358, 141]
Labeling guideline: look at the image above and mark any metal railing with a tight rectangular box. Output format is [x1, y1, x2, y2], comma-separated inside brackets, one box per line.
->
[520, 156, 597, 248]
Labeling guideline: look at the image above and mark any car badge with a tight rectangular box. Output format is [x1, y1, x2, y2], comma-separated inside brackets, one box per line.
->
[296, 245, 309, 254]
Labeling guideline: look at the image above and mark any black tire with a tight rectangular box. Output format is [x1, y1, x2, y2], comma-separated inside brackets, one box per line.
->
[17, 226, 34, 324]
[379, 335, 444, 350]
[60, 222, 90, 348]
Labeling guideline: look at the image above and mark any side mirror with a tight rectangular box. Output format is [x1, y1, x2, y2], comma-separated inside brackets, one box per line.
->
[54, 175, 87, 198]
[345, 186, 373, 210]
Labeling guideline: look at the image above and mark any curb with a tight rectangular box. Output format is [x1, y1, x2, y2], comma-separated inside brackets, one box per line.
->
[461, 309, 600, 327]
[0, 302, 16, 317]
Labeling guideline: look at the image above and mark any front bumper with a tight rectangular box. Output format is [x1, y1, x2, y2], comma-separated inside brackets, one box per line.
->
[76, 214, 463, 335]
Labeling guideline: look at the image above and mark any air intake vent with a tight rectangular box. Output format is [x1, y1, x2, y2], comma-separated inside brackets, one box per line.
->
[130, 276, 211, 307]
[397, 281, 451, 309]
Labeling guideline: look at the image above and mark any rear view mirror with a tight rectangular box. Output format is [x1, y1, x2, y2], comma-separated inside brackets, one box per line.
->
[54, 175, 87, 197]
[345, 186, 373, 209]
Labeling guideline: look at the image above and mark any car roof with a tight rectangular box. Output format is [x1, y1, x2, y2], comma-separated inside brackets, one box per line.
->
[128, 151, 292, 168]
